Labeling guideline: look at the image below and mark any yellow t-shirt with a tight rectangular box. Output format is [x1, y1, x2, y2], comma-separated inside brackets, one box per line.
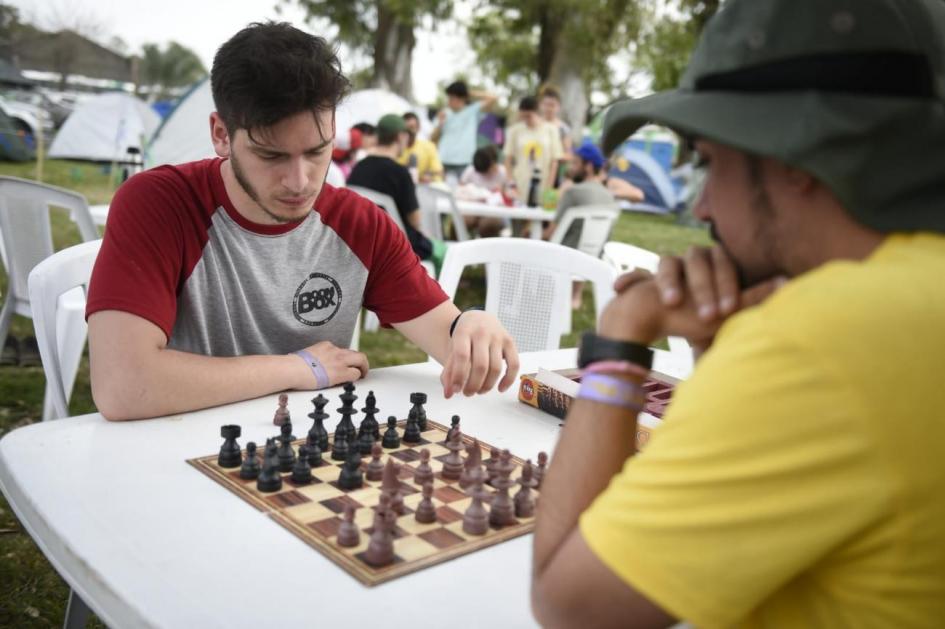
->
[580, 233, 945, 628]
[397, 138, 443, 182]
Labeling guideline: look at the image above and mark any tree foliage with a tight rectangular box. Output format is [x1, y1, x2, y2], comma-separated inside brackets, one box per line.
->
[289, 0, 453, 100]
[636, 0, 721, 91]
[467, 0, 644, 97]
[139, 42, 207, 100]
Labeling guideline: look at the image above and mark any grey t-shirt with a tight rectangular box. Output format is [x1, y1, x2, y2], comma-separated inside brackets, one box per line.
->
[554, 180, 616, 249]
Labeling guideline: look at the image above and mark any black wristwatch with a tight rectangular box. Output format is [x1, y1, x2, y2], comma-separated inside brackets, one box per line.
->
[577, 332, 654, 370]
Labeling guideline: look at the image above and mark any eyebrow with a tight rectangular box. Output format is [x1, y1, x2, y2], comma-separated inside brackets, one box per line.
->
[249, 137, 334, 155]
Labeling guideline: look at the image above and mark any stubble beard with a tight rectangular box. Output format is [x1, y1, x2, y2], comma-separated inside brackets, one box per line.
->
[230, 150, 297, 224]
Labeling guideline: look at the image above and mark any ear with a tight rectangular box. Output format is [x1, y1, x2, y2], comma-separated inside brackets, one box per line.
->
[782, 163, 818, 196]
[209, 112, 231, 158]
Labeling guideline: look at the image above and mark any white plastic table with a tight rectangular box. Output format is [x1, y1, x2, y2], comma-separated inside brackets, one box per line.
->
[0, 349, 689, 628]
[453, 200, 554, 240]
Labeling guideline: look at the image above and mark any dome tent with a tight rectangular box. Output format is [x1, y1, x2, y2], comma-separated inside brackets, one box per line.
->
[48, 92, 161, 163]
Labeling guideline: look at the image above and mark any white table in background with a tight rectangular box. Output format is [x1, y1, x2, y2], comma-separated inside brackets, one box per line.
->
[452, 200, 554, 240]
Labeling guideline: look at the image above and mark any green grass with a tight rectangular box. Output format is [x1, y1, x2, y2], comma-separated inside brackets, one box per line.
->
[0, 159, 710, 627]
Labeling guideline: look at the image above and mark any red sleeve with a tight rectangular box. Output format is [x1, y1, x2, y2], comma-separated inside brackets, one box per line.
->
[85, 162, 214, 339]
[317, 185, 448, 326]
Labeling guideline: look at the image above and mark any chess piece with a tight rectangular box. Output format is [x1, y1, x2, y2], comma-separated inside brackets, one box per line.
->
[380, 459, 405, 515]
[331, 429, 350, 462]
[514, 460, 536, 518]
[218, 424, 242, 468]
[359, 391, 381, 441]
[463, 470, 490, 535]
[382, 416, 401, 449]
[448, 414, 461, 441]
[489, 450, 516, 527]
[402, 408, 422, 444]
[277, 423, 297, 472]
[336, 504, 360, 548]
[440, 428, 464, 481]
[459, 439, 482, 489]
[366, 443, 385, 481]
[307, 394, 330, 452]
[364, 509, 395, 567]
[338, 448, 364, 490]
[335, 382, 359, 442]
[257, 439, 283, 492]
[409, 392, 428, 431]
[414, 482, 437, 524]
[273, 392, 290, 427]
[357, 412, 377, 456]
[413, 449, 434, 486]
[306, 439, 323, 467]
[484, 446, 501, 485]
[239, 441, 261, 480]
[291, 445, 313, 484]
[534, 451, 548, 489]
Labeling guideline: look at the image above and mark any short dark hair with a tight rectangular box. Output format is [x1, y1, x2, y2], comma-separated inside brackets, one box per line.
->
[402, 112, 419, 123]
[352, 122, 376, 136]
[211, 22, 350, 137]
[446, 81, 469, 100]
[518, 96, 538, 112]
[473, 145, 499, 173]
[539, 85, 561, 101]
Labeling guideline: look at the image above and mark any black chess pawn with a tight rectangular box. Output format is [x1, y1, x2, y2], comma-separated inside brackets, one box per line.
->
[218, 424, 242, 468]
[279, 420, 296, 443]
[307, 394, 330, 452]
[277, 423, 297, 472]
[291, 445, 314, 484]
[257, 439, 283, 493]
[331, 429, 350, 462]
[409, 392, 428, 431]
[360, 390, 381, 441]
[402, 409, 422, 444]
[382, 416, 401, 449]
[239, 441, 261, 480]
[338, 448, 364, 490]
[306, 439, 323, 467]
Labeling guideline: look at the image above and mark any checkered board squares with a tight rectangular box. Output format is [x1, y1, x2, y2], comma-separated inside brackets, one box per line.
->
[188, 419, 540, 586]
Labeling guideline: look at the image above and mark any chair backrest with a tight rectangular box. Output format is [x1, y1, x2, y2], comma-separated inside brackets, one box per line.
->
[601, 241, 661, 274]
[416, 185, 470, 242]
[438, 239, 617, 352]
[28, 239, 102, 419]
[0, 176, 98, 315]
[347, 185, 406, 232]
[550, 204, 620, 258]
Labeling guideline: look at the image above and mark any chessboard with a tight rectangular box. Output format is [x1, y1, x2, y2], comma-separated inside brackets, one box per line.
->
[188, 386, 544, 586]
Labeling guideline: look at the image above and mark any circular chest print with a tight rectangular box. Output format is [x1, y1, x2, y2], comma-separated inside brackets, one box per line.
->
[293, 272, 343, 326]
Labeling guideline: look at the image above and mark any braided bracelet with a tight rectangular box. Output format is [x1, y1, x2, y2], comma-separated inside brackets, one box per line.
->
[293, 349, 330, 389]
[577, 373, 645, 411]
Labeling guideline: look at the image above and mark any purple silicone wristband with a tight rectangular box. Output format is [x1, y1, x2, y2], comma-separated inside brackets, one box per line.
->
[577, 373, 645, 411]
[293, 350, 329, 389]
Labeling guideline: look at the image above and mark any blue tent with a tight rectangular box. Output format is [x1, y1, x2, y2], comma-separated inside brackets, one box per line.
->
[608, 145, 683, 214]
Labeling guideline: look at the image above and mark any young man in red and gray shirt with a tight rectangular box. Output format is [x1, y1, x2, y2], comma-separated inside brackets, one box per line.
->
[86, 22, 519, 421]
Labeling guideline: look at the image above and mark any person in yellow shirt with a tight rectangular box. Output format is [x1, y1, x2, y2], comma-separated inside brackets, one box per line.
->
[397, 112, 443, 183]
[530, 0, 945, 627]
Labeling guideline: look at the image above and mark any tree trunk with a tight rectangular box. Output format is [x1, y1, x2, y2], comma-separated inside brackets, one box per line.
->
[549, 46, 588, 145]
[372, 3, 416, 101]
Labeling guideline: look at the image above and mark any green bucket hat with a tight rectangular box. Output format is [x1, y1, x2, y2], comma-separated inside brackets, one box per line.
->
[602, 0, 945, 234]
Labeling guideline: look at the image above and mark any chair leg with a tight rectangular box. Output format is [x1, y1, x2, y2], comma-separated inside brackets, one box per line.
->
[0, 297, 13, 358]
[63, 588, 90, 629]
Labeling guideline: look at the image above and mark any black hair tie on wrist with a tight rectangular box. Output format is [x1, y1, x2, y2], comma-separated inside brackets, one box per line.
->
[449, 306, 485, 337]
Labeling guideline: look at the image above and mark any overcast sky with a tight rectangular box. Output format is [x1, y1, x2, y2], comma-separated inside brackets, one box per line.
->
[10, 0, 477, 104]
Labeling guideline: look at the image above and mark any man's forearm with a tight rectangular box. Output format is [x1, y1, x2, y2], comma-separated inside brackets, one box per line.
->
[92, 349, 303, 421]
[533, 393, 640, 576]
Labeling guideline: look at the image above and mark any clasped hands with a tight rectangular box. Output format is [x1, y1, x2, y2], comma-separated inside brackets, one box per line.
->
[599, 245, 786, 353]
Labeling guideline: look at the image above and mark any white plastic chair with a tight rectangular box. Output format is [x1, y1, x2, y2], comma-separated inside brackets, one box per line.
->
[28, 239, 101, 420]
[347, 185, 405, 231]
[549, 204, 620, 258]
[416, 184, 470, 242]
[0, 176, 99, 421]
[601, 241, 694, 372]
[437, 238, 618, 353]
[347, 185, 434, 332]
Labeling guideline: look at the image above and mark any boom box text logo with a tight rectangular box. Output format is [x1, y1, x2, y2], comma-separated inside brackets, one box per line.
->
[292, 272, 342, 326]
